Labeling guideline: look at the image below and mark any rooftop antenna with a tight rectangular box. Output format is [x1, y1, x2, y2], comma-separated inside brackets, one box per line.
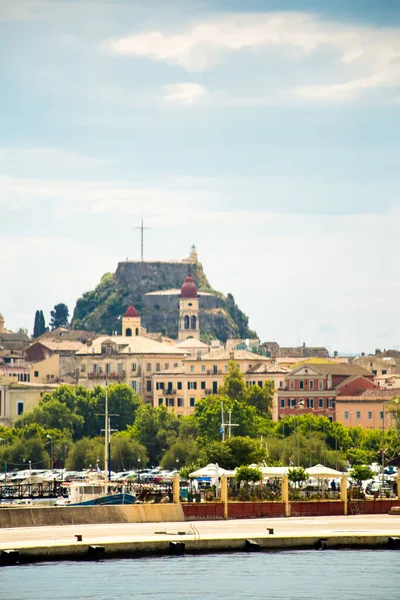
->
[134, 215, 150, 262]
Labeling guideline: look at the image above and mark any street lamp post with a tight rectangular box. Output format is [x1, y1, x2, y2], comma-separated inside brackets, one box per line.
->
[381, 400, 398, 496]
[46, 435, 53, 471]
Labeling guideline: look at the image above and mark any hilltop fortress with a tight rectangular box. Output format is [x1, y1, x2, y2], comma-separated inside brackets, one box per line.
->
[72, 247, 255, 342]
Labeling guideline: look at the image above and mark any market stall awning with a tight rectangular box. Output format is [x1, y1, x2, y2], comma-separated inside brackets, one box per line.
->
[307, 464, 344, 478]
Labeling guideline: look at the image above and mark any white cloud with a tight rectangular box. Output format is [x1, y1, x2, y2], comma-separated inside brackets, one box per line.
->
[104, 11, 400, 102]
[163, 82, 206, 105]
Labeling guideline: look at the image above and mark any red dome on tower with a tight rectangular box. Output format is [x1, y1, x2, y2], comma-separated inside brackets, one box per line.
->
[124, 303, 139, 317]
[180, 275, 198, 299]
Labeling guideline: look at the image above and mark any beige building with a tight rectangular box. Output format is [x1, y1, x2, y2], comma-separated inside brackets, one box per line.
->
[353, 355, 396, 377]
[0, 382, 59, 426]
[152, 349, 289, 417]
[335, 388, 400, 429]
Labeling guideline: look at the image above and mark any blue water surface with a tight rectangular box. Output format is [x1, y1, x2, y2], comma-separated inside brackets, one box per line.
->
[1, 550, 397, 600]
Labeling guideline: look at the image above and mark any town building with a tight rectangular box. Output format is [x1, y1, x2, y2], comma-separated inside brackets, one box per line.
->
[0, 382, 59, 427]
[75, 304, 186, 403]
[277, 363, 374, 421]
[152, 349, 289, 417]
[335, 388, 400, 429]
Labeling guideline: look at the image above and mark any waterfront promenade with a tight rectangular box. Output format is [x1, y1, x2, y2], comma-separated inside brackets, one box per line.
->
[1, 514, 400, 561]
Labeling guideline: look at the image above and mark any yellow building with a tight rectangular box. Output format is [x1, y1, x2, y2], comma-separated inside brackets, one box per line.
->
[0, 382, 59, 427]
[152, 349, 289, 417]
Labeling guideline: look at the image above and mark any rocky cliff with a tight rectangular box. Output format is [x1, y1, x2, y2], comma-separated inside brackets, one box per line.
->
[72, 257, 256, 342]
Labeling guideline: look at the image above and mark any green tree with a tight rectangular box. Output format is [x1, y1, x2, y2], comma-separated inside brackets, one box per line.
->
[15, 400, 84, 439]
[245, 382, 273, 416]
[201, 436, 265, 469]
[129, 405, 180, 466]
[219, 360, 246, 401]
[235, 465, 262, 484]
[66, 437, 104, 470]
[160, 436, 200, 470]
[0, 437, 49, 470]
[288, 466, 309, 485]
[33, 310, 46, 338]
[49, 303, 69, 330]
[110, 432, 148, 471]
[349, 464, 374, 485]
[193, 395, 261, 444]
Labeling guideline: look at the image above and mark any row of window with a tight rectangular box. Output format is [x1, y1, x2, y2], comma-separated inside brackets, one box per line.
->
[280, 398, 335, 409]
[81, 362, 180, 373]
[343, 410, 384, 420]
[156, 381, 219, 392]
[288, 380, 325, 391]
[158, 397, 196, 408]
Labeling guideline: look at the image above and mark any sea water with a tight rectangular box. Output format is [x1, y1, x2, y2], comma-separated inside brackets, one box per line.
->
[1, 550, 397, 600]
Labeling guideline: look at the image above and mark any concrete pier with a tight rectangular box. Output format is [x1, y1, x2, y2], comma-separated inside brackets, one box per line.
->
[1, 515, 400, 564]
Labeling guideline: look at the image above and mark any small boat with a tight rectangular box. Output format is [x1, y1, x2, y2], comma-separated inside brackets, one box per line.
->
[58, 481, 137, 506]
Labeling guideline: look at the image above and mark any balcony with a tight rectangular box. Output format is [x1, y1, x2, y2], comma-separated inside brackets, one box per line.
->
[162, 389, 176, 395]
[88, 371, 126, 381]
[207, 369, 223, 376]
[204, 389, 214, 395]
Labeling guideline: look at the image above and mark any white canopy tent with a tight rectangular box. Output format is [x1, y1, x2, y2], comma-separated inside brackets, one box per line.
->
[189, 463, 235, 478]
[307, 464, 344, 478]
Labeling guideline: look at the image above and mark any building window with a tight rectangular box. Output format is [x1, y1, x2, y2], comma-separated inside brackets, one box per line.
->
[290, 380, 295, 391]
[190, 397, 195, 407]
[309, 381, 314, 390]
[156, 382, 164, 390]
[118, 363, 123, 373]
[167, 398, 175, 407]
[131, 381, 137, 391]
[258, 381, 263, 388]
[213, 365, 218, 374]
[318, 380, 323, 390]
[158, 398, 163, 406]
[328, 398, 334, 409]
[212, 381, 218, 393]
[165, 363, 169, 370]
[356, 411, 361, 420]
[146, 363, 151, 372]
[17, 401, 24, 416]
[93, 364, 98, 374]
[34, 371, 39, 378]
[201, 381, 206, 390]
[344, 411, 349, 419]
[177, 382, 182, 390]
[174, 363, 178, 368]
[177, 398, 183, 407]
[201, 365, 206, 372]
[280, 399, 285, 408]
[318, 398, 323, 408]
[132, 363, 137, 371]
[188, 382, 197, 390]
[156, 363, 160, 372]
[290, 398, 296, 408]
[146, 380, 152, 392]
[190, 365, 195, 372]
[299, 380, 304, 390]
[382, 370, 387, 375]
[380, 411, 384, 420]
[81, 364, 86, 373]
[368, 411, 373, 420]
[224, 365, 228, 372]
[105, 363, 110, 374]
[308, 398, 314, 408]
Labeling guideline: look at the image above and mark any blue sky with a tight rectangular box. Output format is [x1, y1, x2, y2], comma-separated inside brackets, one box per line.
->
[1, 0, 400, 353]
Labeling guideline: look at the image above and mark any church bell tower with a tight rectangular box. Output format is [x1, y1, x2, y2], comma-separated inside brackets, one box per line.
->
[178, 275, 200, 341]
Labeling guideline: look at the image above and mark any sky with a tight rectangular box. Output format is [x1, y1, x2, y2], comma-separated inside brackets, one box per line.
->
[1, 0, 400, 354]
